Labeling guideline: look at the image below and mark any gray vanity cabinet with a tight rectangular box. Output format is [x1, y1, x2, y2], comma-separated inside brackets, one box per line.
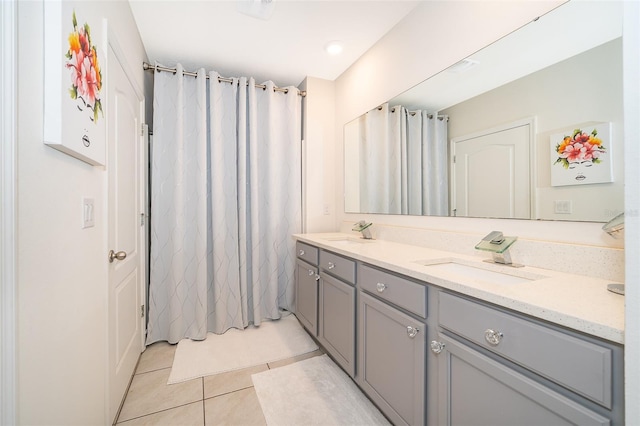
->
[433, 292, 623, 426]
[318, 250, 356, 377]
[295, 242, 319, 335]
[358, 265, 426, 426]
[435, 334, 610, 426]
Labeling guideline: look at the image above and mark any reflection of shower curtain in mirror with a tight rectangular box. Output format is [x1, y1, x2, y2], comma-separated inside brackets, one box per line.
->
[359, 103, 448, 215]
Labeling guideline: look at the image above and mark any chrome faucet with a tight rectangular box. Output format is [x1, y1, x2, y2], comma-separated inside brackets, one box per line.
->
[475, 231, 523, 267]
[352, 220, 373, 239]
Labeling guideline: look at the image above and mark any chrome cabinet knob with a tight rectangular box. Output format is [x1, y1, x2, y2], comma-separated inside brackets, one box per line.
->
[406, 325, 420, 338]
[108, 250, 127, 263]
[315, 274, 320, 281]
[484, 329, 504, 346]
[376, 282, 386, 293]
[298, 249, 305, 256]
[327, 262, 335, 270]
[430, 340, 445, 354]
[307, 269, 315, 276]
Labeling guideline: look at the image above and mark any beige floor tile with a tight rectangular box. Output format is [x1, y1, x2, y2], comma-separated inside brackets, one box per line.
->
[116, 401, 204, 425]
[204, 388, 266, 426]
[267, 348, 324, 369]
[136, 342, 177, 374]
[118, 368, 203, 423]
[203, 364, 269, 399]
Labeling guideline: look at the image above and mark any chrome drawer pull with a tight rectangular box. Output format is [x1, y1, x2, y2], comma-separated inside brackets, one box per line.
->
[298, 249, 305, 256]
[484, 329, 504, 346]
[307, 269, 315, 276]
[430, 340, 445, 354]
[406, 326, 420, 338]
[376, 282, 386, 292]
[327, 262, 335, 269]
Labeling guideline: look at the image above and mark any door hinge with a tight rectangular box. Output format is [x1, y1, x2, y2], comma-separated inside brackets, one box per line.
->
[140, 213, 145, 226]
[141, 123, 146, 136]
[141, 305, 145, 318]
[453, 155, 456, 164]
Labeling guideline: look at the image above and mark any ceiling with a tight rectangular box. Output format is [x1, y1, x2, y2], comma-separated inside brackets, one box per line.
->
[129, 0, 420, 88]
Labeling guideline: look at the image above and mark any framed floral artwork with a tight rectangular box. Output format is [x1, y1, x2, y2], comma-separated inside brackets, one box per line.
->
[550, 122, 613, 187]
[44, 2, 106, 166]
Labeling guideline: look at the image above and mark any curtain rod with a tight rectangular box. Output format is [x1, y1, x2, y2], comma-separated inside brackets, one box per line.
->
[377, 105, 448, 121]
[142, 62, 306, 97]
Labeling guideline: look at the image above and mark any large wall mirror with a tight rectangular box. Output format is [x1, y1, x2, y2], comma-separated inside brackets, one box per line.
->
[344, 1, 623, 222]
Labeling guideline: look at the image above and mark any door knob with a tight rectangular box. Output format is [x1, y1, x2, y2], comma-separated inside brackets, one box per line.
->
[108, 250, 127, 263]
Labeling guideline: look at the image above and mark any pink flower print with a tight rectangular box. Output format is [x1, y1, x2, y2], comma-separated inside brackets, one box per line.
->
[65, 11, 103, 122]
[559, 142, 585, 163]
[67, 50, 85, 95]
[574, 132, 591, 144]
[82, 56, 99, 106]
[78, 27, 91, 57]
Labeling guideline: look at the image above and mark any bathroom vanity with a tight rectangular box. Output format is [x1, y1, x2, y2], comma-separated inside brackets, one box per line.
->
[293, 234, 624, 426]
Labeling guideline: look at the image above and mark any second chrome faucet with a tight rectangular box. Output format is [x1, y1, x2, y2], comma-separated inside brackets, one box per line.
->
[352, 220, 373, 239]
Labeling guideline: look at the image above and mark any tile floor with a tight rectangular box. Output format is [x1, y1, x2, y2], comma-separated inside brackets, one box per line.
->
[115, 341, 324, 425]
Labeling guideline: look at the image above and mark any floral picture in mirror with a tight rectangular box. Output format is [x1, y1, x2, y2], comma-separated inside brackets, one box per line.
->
[43, 2, 106, 166]
[550, 122, 613, 187]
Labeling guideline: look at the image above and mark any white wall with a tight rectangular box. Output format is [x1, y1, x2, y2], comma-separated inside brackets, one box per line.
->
[300, 76, 337, 232]
[17, 1, 147, 423]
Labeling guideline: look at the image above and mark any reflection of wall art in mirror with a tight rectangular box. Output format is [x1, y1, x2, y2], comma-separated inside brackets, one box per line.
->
[550, 123, 612, 187]
[44, 1, 106, 166]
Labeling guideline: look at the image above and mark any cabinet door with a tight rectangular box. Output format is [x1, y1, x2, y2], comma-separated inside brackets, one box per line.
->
[319, 273, 355, 377]
[435, 335, 610, 426]
[295, 259, 318, 335]
[358, 292, 425, 426]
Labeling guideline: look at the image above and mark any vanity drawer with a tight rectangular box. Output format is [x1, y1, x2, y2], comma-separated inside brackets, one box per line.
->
[320, 250, 356, 284]
[358, 264, 427, 318]
[439, 292, 613, 408]
[296, 241, 318, 266]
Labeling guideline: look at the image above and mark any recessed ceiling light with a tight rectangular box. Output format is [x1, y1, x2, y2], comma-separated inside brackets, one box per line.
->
[325, 41, 343, 56]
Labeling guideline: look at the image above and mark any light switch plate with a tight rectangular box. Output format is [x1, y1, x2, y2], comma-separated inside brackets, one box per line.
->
[82, 197, 95, 228]
[554, 200, 572, 214]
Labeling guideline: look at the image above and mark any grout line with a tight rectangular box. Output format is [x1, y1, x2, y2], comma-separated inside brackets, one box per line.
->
[116, 401, 203, 425]
[203, 385, 255, 401]
[135, 365, 173, 376]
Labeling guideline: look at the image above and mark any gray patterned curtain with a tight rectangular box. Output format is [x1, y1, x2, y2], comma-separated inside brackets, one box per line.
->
[146, 64, 302, 344]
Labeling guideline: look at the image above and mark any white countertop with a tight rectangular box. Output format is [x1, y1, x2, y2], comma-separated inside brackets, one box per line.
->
[294, 233, 625, 344]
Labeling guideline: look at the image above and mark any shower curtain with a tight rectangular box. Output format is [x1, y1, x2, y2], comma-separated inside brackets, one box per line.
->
[146, 64, 302, 344]
[359, 104, 404, 214]
[359, 103, 448, 216]
[408, 110, 449, 216]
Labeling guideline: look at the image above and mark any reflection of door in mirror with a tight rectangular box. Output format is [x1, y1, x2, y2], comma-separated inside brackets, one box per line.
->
[451, 119, 532, 219]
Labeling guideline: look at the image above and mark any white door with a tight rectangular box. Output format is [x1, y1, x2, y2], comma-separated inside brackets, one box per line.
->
[451, 120, 532, 219]
[107, 43, 144, 423]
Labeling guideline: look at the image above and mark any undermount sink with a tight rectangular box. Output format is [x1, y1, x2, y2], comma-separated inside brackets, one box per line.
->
[322, 236, 375, 245]
[414, 258, 547, 285]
